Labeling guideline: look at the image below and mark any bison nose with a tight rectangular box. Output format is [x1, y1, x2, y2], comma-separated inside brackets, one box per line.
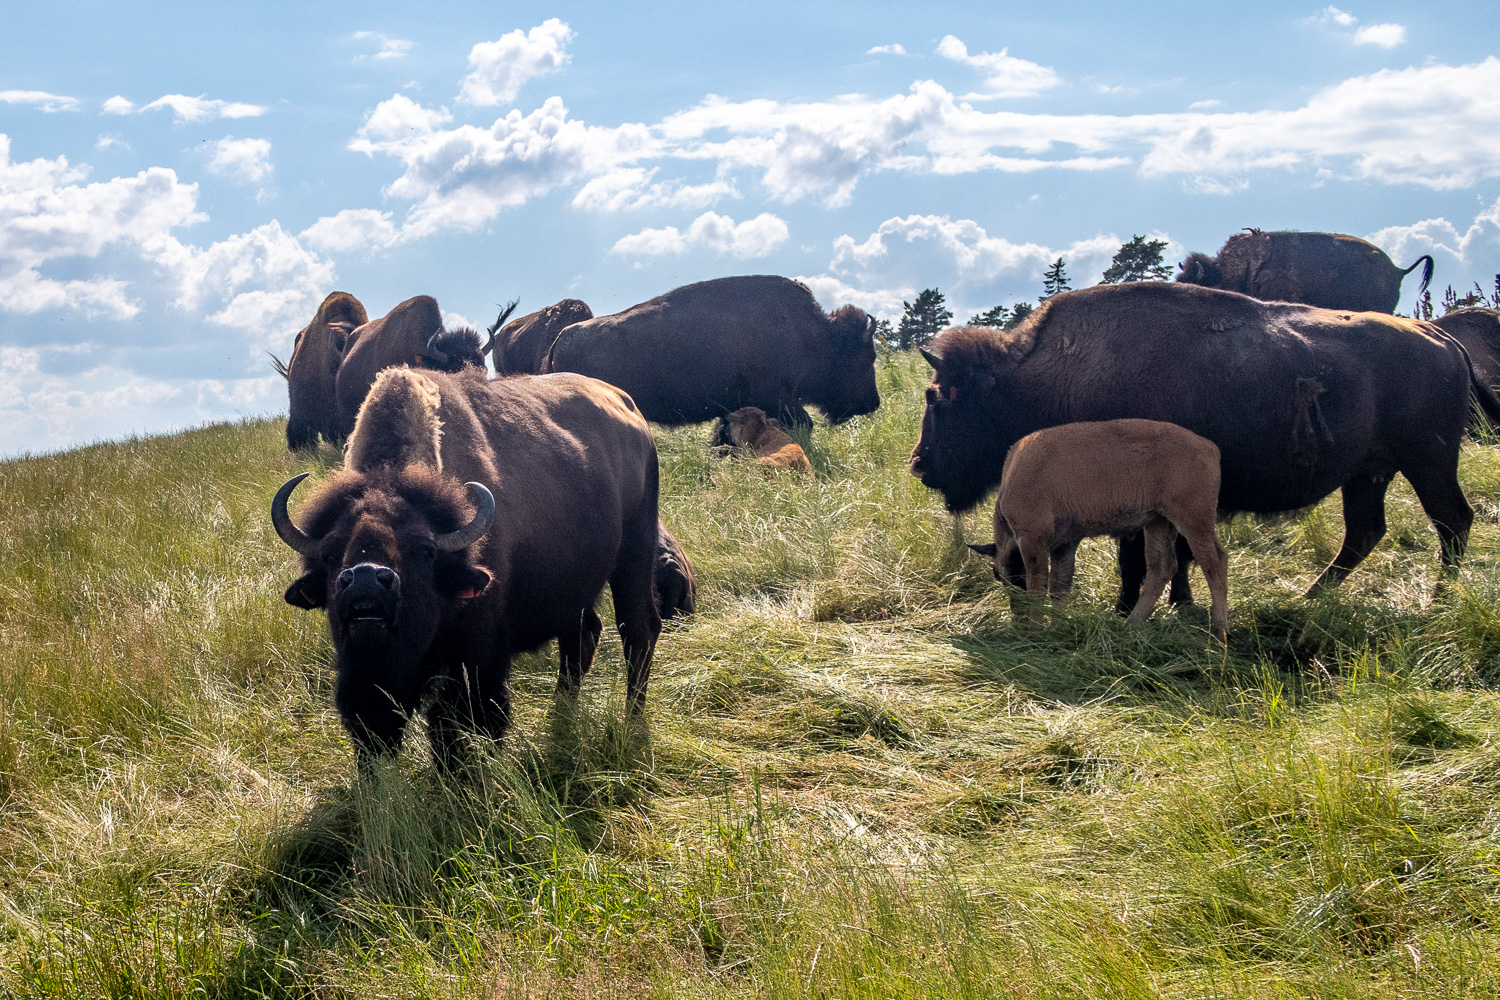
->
[337, 563, 400, 594]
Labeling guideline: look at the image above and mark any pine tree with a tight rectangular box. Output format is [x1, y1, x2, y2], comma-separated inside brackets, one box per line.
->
[1413, 289, 1433, 321]
[968, 305, 1010, 327]
[1004, 302, 1035, 329]
[872, 318, 897, 351]
[1040, 258, 1071, 299]
[897, 288, 953, 350]
[1100, 235, 1172, 284]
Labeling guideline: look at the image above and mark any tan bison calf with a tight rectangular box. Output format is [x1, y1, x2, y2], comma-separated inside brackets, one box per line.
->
[725, 406, 813, 473]
[971, 419, 1229, 638]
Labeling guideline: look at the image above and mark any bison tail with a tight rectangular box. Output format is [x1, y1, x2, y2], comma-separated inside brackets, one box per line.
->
[267, 351, 290, 380]
[1401, 254, 1435, 298]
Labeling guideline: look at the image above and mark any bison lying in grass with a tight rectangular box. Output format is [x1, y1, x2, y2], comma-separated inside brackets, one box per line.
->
[272, 366, 661, 767]
[725, 406, 813, 474]
[970, 419, 1229, 640]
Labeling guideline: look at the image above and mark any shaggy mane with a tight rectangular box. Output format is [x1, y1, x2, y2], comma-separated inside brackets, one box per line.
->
[346, 368, 444, 472]
[295, 464, 475, 543]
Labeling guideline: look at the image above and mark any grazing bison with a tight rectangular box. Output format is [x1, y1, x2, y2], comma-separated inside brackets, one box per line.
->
[279, 291, 368, 450]
[272, 365, 661, 766]
[333, 297, 515, 437]
[493, 299, 594, 374]
[724, 406, 813, 473]
[1176, 229, 1433, 313]
[969, 420, 1229, 639]
[1434, 308, 1500, 393]
[544, 275, 880, 426]
[910, 282, 1500, 609]
[655, 520, 697, 620]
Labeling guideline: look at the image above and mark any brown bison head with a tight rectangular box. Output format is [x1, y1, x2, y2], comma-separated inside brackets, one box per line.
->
[421, 327, 487, 372]
[1175, 252, 1222, 288]
[908, 327, 1025, 513]
[273, 467, 495, 694]
[819, 306, 881, 423]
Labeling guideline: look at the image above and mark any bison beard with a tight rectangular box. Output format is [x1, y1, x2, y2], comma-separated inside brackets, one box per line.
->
[910, 282, 1500, 609]
[274, 366, 662, 769]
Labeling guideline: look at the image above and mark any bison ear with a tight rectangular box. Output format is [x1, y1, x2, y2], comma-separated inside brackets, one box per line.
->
[920, 348, 943, 371]
[285, 571, 327, 610]
[437, 561, 492, 600]
[968, 543, 998, 558]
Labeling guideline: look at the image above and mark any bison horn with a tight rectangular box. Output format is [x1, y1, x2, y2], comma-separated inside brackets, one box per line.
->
[483, 299, 519, 355]
[434, 482, 495, 552]
[920, 348, 943, 371]
[420, 329, 449, 364]
[271, 472, 320, 556]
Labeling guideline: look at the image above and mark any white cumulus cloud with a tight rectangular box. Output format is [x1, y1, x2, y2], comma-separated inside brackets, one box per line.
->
[299, 208, 401, 254]
[1321, 6, 1358, 26]
[936, 35, 1061, 98]
[570, 166, 737, 212]
[138, 94, 267, 123]
[611, 211, 789, 259]
[868, 44, 907, 56]
[354, 31, 413, 60]
[102, 95, 135, 115]
[152, 221, 336, 348]
[0, 134, 204, 320]
[1354, 23, 1406, 47]
[458, 19, 575, 107]
[205, 137, 273, 185]
[0, 90, 79, 113]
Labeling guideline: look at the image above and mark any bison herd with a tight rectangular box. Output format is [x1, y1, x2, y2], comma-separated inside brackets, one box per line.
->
[268, 232, 1500, 769]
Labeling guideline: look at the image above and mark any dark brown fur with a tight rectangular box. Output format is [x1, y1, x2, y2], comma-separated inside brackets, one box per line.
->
[334, 295, 446, 438]
[910, 282, 1500, 608]
[655, 520, 696, 620]
[284, 291, 367, 449]
[1176, 229, 1433, 313]
[1434, 308, 1500, 393]
[277, 366, 661, 767]
[544, 275, 879, 425]
[493, 299, 594, 374]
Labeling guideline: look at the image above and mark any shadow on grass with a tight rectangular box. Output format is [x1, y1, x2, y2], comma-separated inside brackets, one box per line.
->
[220, 698, 658, 992]
[937, 587, 1431, 711]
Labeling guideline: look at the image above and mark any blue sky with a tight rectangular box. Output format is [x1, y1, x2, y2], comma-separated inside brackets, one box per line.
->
[2, 1, 1498, 456]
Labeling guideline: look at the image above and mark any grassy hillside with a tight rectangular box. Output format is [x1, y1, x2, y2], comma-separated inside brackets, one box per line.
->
[3, 352, 1500, 998]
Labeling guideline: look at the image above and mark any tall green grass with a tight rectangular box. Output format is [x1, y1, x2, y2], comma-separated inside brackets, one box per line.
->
[2, 353, 1499, 998]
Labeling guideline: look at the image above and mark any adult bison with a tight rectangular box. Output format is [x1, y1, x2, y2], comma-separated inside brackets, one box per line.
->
[272, 366, 661, 767]
[909, 282, 1500, 609]
[544, 275, 880, 426]
[333, 296, 515, 437]
[493, 299, 593, 374]
[1434, 308, 1500, 393]
[1176, 229, 1433, 313]
[278, 291, 367, 450]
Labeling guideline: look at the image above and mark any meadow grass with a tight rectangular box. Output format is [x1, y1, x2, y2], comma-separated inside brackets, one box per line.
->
[3, 352, 1500, 998]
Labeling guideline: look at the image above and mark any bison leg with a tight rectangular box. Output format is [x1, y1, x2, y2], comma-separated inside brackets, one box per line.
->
[557, 605, 604, 696]
[1309, 471, 1393, 593]
[1177, 519, 1230, 641]
[610, 512, 663, 713]
[1128, 519, 1179, 626]
[1013, 531, 1052, 625]
[1403, 461, 1475, 580]
[1050, 541, 1080, 605]
[1167, 534, 1195, 606]
[427, 659, 513, 770]
[1115, 531, 1147, 616]
[775, 402, 814, 430]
